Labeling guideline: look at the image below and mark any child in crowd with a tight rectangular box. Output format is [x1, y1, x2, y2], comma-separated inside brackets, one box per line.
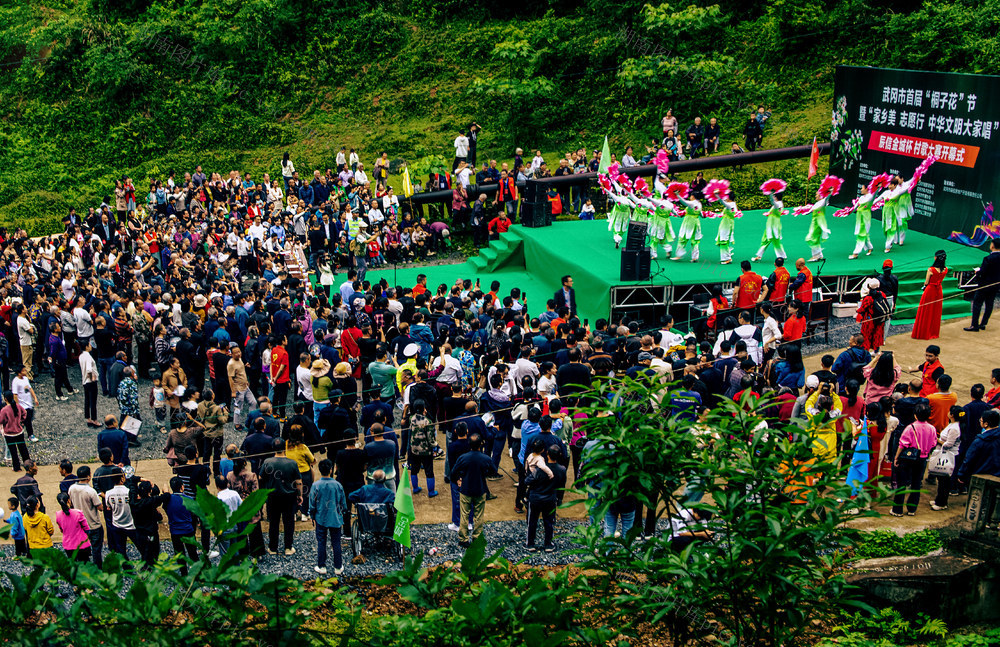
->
[151, 376, 167, 422]
[525, 439, 554, 481]
[367, 236, 385, 267]
[55, 492, 91, 562]
[220, 444, 239, 478]
[6, 497, 27, 556]
[580, 199, 595, 220]
[23, 495, 54, 552]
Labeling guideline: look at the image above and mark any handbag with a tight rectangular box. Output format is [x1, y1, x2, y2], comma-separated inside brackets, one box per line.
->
[927, 446, 957, 477]
[899, 446, 921, 462]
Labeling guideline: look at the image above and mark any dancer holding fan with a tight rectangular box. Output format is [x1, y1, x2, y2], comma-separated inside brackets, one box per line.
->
[705, 179, 739, 264]
[751, 178, 788, 262]
[648, 150, 676, 259]
[599, 164, 634, 248]
[835, 173, 890, 260]
[669, 182, 704, 262]
[876, 155, 936, 252]
[796, 174, 843, 262]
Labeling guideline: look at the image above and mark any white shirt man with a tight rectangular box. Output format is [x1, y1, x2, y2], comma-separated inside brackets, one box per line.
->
[105, 480, 136, 531]
[432, 351, 464, 386]
[296, 361, 313, 401]
[454, 134, 469, 158]
[74, 306, 95, 340]
[68, 477, 103, 538]
[16, 314, 33, 347]
[457, 165, 472, 188]
[355, 169, 369, 185]
[248, 221, 267, 241]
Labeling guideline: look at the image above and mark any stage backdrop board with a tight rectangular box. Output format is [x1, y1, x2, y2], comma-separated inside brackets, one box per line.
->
[829, 65, 1000, 239]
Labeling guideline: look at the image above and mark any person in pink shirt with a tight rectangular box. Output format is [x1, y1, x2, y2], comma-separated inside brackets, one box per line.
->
[55, 493, 92, 562]
[862, 351, 901, 405]
[890, 403, 938, 516]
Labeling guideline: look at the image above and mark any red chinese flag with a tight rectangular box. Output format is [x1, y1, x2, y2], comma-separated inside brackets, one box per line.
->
[808, 137, 819, 179]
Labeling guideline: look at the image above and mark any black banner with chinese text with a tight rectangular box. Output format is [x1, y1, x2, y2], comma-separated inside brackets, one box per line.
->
[830, 65, 1000, 240]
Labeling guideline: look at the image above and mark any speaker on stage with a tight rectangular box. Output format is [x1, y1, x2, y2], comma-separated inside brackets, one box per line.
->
[625, 221, 648, 252]
[620, 248, 651, 281]
[522, 201, 552, 228]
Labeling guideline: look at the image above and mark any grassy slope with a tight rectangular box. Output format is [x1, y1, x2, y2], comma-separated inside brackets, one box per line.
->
[0, 7, 869, 234]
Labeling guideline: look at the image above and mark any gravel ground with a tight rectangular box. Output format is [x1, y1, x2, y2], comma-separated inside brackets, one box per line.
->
[0, 516, 614, 587]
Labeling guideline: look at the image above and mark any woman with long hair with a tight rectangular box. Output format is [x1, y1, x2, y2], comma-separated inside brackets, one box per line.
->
[862, 350, 900, 405]
[56, 492, 92, 562]
[281, 152, 295, 193]
[856, 278, 887, 350]
[912, 250, 948, 340]
[23, 495, 54, 553]
[0, 389, 29, 472]
[771, 343, 805, 389]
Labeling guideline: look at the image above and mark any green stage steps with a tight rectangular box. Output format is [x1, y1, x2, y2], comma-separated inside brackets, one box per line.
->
[468, 230, 524, 273]
[891, 269, 970, 325]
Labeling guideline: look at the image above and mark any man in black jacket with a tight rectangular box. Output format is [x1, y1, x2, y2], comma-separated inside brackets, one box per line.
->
[450, 433, 496, 547]
[524, 442, 567, 552]
[966, 238, 1000, 331]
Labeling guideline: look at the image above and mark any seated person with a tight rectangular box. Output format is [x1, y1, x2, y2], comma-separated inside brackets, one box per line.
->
[348, 469, 395, 505]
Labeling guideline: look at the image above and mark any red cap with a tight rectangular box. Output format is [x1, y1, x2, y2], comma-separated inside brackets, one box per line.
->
[882, 259, 893, 268]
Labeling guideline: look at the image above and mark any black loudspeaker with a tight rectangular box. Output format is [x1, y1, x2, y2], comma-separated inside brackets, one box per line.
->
[620, 248, 652, 281]
[522, 201, 552, 228]
[625, 221, 648, 252]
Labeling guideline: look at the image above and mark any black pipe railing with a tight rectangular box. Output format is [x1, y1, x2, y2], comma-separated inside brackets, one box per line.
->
[400, 143, 830, 225]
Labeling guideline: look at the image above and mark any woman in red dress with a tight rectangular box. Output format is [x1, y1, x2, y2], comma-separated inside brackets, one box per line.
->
[911, 250, 948, 340]
[856, 278, 887, 351]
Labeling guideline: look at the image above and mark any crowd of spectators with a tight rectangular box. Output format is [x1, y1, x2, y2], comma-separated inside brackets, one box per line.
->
[2, 153, 999, 576]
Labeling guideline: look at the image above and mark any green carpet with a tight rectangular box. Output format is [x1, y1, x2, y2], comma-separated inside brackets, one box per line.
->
[364, 208, 985, 324]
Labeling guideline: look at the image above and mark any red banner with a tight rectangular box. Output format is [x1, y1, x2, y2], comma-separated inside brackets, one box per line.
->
[868, 130, 979, 168]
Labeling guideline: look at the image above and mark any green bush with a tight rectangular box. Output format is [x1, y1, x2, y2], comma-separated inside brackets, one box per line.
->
[852, 529, 944, 560]
[0, 191, 70, 237]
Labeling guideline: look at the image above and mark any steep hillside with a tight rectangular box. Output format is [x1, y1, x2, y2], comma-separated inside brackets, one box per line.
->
[0, 0, 996, 232]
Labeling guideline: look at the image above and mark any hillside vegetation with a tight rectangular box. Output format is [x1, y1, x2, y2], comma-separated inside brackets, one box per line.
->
[0, 0, 997, 233]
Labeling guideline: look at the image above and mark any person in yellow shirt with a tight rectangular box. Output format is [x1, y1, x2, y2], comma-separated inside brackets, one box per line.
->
[286, 426, 316, 522]
[23, 495, 54, 551]
[805, 383, 844, 462]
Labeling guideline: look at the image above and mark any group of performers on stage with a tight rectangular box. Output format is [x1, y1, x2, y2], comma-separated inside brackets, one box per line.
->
[597, 152, 937, 264]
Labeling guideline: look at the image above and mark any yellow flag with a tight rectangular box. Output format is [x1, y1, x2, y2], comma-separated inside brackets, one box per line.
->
[402, 166, 413, 197]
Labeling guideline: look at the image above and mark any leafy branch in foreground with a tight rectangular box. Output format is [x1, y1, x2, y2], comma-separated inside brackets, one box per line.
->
[573, 378, 896, 647]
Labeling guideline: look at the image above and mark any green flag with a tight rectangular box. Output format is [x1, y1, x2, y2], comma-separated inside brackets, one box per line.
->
[393, 464, 415, 548]
[598, 135, 611, 174]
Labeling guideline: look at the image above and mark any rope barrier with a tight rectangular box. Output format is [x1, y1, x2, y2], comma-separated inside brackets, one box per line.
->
[3, 275, 997, 475]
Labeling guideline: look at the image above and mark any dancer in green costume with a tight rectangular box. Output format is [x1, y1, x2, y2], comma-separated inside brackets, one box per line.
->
[804, 195, 831, 261]
[607, 189, 633, 248]
[848, 188, 875, 259]
[752, 191, 787, 262]
[671, 196, 704, 262]
[716, 197, 738, 264]
[876, 182, 900, 253]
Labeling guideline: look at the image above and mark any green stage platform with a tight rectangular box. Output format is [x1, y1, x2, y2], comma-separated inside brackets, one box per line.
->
[363, 208, 985, 326]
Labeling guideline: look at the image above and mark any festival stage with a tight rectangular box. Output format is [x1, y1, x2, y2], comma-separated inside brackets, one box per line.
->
[366, 209, 985, 328]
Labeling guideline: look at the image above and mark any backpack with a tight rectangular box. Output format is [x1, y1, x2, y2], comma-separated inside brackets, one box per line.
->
[846, 348, 869, 385]
[408, 414, 434, 455]
[133, 311, 152, 344]
[870, 291, 892, 321]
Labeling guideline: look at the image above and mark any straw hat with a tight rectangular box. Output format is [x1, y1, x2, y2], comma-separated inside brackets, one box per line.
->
[403, 343, 420, 358]
[333, 361, 351, 376]
[309, 358, 331, 378]
[193, 294, 208, 308]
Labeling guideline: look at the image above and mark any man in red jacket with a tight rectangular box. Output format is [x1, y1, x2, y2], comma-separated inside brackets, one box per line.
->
[488, 212, 511, 241]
